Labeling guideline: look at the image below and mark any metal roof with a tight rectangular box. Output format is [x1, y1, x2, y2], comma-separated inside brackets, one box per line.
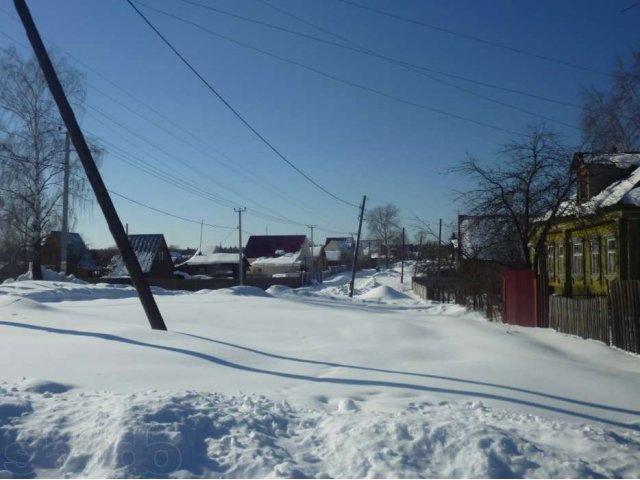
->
[111, 234, 170, 275]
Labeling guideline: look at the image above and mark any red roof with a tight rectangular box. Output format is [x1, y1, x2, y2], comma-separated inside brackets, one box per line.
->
[244, 235, 307, 258]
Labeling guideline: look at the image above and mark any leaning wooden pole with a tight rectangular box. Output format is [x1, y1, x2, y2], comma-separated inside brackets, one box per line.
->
[14, 0, 167, 331]
[349, 195, 366, 298]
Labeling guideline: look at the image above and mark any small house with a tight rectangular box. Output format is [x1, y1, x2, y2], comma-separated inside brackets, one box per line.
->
[323, 237, 354, 266]
[245, 235, 311, 276]
[540, 152, 640, 296]
[175, 247, 248, 279]
[311, 245, 327, 272]
[40, 231, 97, 277]
[108, 234, 174, 278]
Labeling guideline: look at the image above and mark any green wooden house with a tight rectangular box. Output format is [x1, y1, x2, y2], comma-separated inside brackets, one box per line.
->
[541, 152, 640, 297]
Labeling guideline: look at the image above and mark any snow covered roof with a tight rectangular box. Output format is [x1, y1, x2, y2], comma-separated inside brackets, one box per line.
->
[311, 246, 324, 258]
[574, 152, 640, 169]
[325, 239, 353, 252]
[251, 250, 303, 266]
[182, 252, 241, 266]
[554, 165, 640, 218]
[323, 236, 354, 247]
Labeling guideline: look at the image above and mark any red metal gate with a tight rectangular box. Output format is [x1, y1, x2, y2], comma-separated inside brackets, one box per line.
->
[502, 270, 537, 327]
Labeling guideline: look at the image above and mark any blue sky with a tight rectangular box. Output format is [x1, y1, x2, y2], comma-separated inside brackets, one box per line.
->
[1, 0, 638, 248]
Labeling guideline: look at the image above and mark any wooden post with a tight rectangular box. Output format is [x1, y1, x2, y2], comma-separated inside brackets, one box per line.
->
[349, 195, 367, 298]
[14, 0, 167, 330]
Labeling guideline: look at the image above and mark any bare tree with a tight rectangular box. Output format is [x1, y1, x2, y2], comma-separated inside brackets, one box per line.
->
[0, 47, 100, 279]
[365, 203, 401, 268]
[454, 124, 575, 274]
[581, 51, 640, 152]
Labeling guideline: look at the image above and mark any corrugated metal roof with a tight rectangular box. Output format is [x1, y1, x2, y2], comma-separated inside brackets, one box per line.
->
[111, 234, 168, 275]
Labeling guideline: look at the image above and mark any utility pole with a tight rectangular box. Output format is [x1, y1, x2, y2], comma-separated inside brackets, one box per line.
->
[437, 218, 442, 277]
[414, 233, 423, 279]
[15, 0, 167, 330]
[349, 195, 367, 298]
[307, 224, 316, 282]
[400, 227, 405, 283]
[60, 131, 70, 275]
[235, 207, 246, 285]
[199, 219, 203, 253]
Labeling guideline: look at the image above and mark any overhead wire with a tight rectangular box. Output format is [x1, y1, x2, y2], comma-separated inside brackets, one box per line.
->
[337, 0, 612, 78]
[136, 2, 522, 136]
[177, 0, 584, 111]
[254, 0, 578, 131]
[0, 26, 343, 225]
[126, 0, 360, 209]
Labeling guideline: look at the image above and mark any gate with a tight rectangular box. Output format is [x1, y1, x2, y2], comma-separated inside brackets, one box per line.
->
[502, 270, 537, 327]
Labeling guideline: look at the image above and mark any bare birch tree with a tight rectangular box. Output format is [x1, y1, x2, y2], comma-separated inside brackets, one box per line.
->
[0, 47, 100, 279]
[581, 51, 640, 152]
[365, 203, 401, 269]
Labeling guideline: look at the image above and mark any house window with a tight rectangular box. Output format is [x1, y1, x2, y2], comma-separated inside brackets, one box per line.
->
[557, 242, 565, 279]
[572, 240, 584, 277]
[546, 243, 555, 281]
[590, 238, 600, 277]
[606, 237, 617, 275]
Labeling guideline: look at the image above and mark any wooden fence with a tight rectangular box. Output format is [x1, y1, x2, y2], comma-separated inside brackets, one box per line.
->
[412, 276, 501, 321]
[610, 280, 640, 354]
[549, 295, 609, 344]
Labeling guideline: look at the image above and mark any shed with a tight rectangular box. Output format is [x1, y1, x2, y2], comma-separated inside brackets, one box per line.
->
[40, 231, 97, 277]
[108, 234, 174, 278]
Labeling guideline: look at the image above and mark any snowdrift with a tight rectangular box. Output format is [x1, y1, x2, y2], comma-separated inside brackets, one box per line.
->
[0, 265, 639, 477]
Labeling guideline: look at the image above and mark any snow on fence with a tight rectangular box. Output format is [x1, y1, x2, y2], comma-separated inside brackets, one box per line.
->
[610, 280, 640, 354]
[549, 295, 609, 344]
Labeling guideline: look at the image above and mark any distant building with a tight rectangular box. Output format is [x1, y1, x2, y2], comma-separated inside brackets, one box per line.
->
[175, 247, 248, 279]
[40, 231, 97, 277]
[245, 235, 311, 276]
[323, 237, 354, 266]
[108, 234, 174, 278]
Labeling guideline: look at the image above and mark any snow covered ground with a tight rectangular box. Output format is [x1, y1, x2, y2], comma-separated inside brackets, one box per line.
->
[0, 266, 639, 478]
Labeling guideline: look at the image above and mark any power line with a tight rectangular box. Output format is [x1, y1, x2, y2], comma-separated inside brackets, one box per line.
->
[108, 189, 236, 229]
[255, 0, 578, 131]
[337, 0, 611, 78]
[126, 0, 359, 209]
[136, 2, 523, 136]
[177, 0, 584, 111]
[0, 28, 340, 227]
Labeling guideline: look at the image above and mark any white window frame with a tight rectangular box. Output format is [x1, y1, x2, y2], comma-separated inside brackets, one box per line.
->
[590, 238, 601, 277]
[572, 240, 584, 277]
[606, 237, 617, 276]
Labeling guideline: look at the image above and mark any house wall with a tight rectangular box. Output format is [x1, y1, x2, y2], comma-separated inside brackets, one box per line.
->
[542, 208, 640, 296]
[147, 239, 175, 278]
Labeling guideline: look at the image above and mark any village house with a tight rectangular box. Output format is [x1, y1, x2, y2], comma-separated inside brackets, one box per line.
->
[244, 235, 311, 277]
[323, 237, 354, 266]
[310, 245, 327, 273]
[108, 234, 175, 278]
[40, 231, 97, 277]
[541, 152, 640, 296]
[175, 247, 248, 279]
